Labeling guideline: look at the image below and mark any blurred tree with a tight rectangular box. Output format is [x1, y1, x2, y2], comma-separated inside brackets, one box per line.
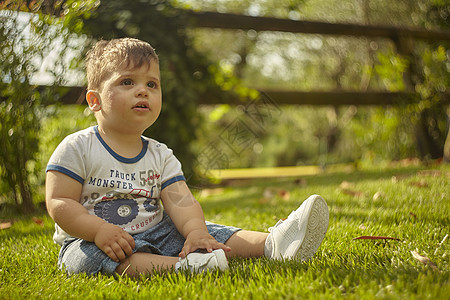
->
[407, 0, 449, 160]
[0, 0, 97, 212]
[82, 0, 249, 181]
[183, 0, 449, 164]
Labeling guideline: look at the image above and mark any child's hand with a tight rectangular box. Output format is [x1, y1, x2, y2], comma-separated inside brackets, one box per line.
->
[179, 229, 231, 258]
[94, 222, 136, 262]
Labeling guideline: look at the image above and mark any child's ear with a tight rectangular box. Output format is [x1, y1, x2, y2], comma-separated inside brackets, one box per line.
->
[86, 90, 101, 112]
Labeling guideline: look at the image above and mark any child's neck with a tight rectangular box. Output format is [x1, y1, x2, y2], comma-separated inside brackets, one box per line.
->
[97, 126, 145, 158]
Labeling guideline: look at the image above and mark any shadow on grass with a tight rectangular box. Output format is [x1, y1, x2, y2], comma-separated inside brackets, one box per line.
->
[228, 252, 443, 289]
[0, 211, 55, 240]
[197, 167, 416, 212]
[198, 165, 426, 189]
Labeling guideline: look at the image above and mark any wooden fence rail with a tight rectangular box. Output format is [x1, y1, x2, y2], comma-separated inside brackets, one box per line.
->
[53, 87, 450, 106]
[187, 11, 450, 42]
[4, 9, 449, 106]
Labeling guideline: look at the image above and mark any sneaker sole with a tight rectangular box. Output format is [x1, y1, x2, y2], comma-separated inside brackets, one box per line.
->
[212, 249, 229, 271]
[297, 195, 329, 261]
[284, 195, 329, 260]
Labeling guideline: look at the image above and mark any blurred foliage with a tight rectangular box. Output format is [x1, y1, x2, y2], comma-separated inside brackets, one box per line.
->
[184, 0, 447, 91]
[81, 0, 257, 182]
[193, 104, 419, 169]
[1, 0, 449, 212]
[182, 0, 446, 29]
[374, 51, 409, 92]
[409, 43, 449, 159]
[183, 0, 449, 167]
[38, 106, 97, 175]
[409, 0, 450, 160]
[0, 1, 96, 212]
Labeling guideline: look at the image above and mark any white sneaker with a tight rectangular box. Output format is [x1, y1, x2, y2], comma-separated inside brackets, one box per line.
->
[264, 194, 329, 261]
[176, 249, 229, 273]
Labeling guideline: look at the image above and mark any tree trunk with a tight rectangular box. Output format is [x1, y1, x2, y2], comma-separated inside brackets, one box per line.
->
[414, 109, 444, 160]
[14, 148, 36, 213]
[18, 180, 35, 213]
[444, 105, 450, 162]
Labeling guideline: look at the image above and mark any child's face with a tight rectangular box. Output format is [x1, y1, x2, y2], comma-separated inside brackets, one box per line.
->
[95, 61, 162, 135]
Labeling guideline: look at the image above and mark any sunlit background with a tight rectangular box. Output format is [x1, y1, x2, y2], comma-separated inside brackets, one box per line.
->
[0, 0, 448, 211]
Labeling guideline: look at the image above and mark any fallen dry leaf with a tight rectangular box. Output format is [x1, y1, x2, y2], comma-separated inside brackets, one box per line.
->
[277, 189, 291, 201]
[32, 217, 44, 227]
[390, 158, 421, 167]
[263, 187, 277, 199]
[339, 181, 366, 197]
[0, 222, 12, 230]
[258, 197, 270, 204]
[200, 188, 225, 197]
[294, 178, 307, 187]
[391, 174, 412, 183]
[262, 187, 291, 201]
[411, 250, 439, 271]
[340, 188, 366, 197]
[339, 181, 354, 189]
[417, 170, 442, 177]
[409, 180, 428, 188]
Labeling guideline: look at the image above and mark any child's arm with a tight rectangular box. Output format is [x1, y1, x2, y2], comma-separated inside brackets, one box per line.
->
[161, 180, 231, 257]
[45, 171, 135, 262]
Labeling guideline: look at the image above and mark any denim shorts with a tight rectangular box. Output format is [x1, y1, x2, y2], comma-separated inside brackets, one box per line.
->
[57, 212, 241, 275]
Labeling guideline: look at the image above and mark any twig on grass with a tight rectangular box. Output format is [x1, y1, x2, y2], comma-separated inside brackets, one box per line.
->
[352, 236, 401, 241]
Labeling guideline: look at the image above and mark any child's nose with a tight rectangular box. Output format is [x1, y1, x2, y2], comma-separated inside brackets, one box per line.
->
[136, 86, 149, 97]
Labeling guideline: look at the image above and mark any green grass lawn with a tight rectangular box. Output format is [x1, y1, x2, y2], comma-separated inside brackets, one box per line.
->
[1, 163, 449, 299]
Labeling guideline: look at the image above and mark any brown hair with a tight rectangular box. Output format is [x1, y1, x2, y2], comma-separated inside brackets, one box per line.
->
[86, 38, 159, 90]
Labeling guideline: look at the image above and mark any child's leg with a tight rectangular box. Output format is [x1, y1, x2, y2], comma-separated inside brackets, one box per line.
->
[224, 230, 268, 258]
[116, 231, 268, 276]
[116, 231, 269, 275]
[116, 252, 178, 277]
[116, 250, 229, 276]
[264, 195, 329, 260]
[224, 195, 329, 261]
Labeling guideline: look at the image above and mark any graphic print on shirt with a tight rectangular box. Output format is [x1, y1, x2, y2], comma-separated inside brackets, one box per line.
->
[94, 189, 160, 226]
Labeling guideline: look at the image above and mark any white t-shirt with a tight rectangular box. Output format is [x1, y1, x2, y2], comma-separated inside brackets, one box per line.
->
[46, 126, 185, 245]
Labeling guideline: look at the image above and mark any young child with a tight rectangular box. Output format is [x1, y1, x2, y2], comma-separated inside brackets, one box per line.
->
[45, 37, 329, 276]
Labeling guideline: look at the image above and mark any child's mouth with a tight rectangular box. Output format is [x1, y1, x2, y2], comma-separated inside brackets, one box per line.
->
[133, 102, 149, 110]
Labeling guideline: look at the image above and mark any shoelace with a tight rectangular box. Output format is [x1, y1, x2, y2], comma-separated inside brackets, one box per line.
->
[268, 209, 297, 232]
[268, 219, 284, 232]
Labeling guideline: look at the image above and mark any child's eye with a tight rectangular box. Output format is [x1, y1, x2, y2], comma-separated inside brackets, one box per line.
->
[147, 81, 158, 89]
[121, 79, 133, 85]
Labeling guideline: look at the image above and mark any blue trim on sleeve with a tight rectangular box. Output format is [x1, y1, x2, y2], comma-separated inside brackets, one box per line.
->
[46, 165, 85, 184]
[161, 175, 186, 190]
[94, 125, 148, 164]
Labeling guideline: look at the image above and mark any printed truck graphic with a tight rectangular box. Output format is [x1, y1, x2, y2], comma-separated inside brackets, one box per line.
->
[94, 189, 159, 226]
